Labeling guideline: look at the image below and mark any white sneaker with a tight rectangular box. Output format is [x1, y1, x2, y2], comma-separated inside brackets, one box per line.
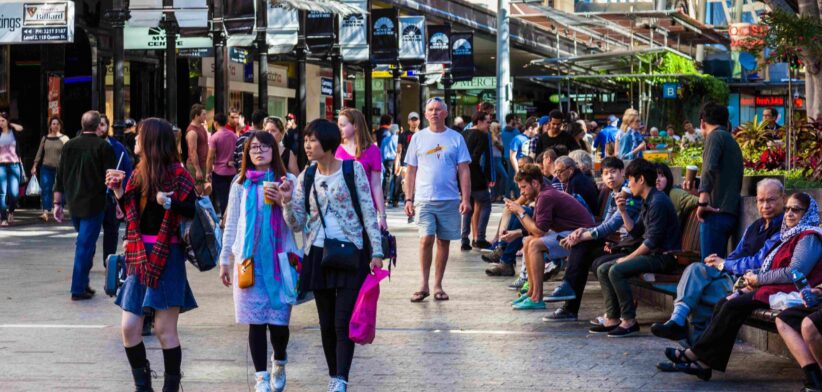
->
[326, 377, 338, 392]
[332, 377, 347, 392]
[255, 371, 272, 392]
[271, 357, 286, 392]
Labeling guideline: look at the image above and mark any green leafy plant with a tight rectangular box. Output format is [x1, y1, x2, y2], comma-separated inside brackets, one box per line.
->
[734, 116, 771, 157]
[752, 10, 822, 68]
[743, 168, 822, 189]
[672, 146, 703, 170]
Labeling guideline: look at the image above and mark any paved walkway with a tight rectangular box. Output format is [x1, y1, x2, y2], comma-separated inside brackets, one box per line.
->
[0, 206, 803, 391]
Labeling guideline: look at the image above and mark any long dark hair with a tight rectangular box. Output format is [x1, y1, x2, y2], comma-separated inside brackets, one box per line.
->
[133, 118, 180, 196]
[655, 163, 674, 195]
[237, 131, 286, 183]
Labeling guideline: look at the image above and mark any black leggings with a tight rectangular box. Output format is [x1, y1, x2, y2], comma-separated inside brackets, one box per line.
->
[314, 287, 360, 381]
[249, 324, 290, 372]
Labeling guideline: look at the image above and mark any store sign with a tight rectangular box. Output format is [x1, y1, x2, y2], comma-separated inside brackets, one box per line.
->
[230, 47, 249, 64]
[339, 0, 368, 62]
[321, 77, 333, 96]
[662, 83, 679, 99]
[0, 1, 74, 44]
[124, 26, 211, 50]
[427, 25, 450, 65]
[398, 16, 426, 65]
[729, 23, 768, 52]
[755, 96, 785, 106]
[436, 76, 496, 90]
[201, 58, 289, 87]
[370, 8, 398, 65]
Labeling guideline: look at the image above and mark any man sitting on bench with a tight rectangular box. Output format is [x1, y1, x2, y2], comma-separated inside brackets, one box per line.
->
[651, 178, 784, 343]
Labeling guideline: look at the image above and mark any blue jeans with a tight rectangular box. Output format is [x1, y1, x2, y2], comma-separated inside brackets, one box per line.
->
[500, 206, 533, 265]
[40, 166, 57, 211]
[672, 262, 734, 342]
[70, 211, 105, 295]
[491, 157, 508, 200]
[699, 212, 737, 260]
[461, 189, 492, 242]
[0, 162, 21, 220]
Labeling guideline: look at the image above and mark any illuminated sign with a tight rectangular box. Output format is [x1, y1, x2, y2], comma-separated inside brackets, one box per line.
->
[755, 96, 785, 106]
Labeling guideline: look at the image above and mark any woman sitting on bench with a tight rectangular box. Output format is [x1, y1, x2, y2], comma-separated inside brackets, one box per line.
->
[659, 192, 822, 381]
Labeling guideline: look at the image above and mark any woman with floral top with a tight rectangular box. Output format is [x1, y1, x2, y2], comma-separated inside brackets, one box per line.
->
[281, 119, 383, 392]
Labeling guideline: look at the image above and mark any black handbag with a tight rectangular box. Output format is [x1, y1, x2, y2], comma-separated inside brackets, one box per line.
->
[313, 183, 360, 271]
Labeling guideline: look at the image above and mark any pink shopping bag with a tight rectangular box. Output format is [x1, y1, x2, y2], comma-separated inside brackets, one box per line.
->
[349, 268, 390, 344]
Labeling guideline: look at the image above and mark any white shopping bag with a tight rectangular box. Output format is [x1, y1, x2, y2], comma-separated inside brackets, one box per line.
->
[25, 175, 41, 196]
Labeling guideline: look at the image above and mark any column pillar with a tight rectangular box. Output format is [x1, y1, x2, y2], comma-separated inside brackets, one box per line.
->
[364, 64, 373, 130]
[496, 0, 510, 124]
[256, 0, 268, 111]
[161, 0, 179, 126]
[418, 72, 428, 128]
[392, 67, 402, 123]
[106, 0, 129, 138]
[212, 0, 226, 114]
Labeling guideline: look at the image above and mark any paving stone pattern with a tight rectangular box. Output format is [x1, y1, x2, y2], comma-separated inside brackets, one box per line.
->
[0, 206, 804, 391]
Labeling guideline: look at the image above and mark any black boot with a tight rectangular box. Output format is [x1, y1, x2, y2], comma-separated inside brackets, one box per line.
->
[131, 360, 154, 392]
[162, 373, 181, 392]
[803, 364, 822, 391]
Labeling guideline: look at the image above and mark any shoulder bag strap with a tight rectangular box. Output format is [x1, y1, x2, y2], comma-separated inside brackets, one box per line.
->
[342, 160, 364, 228]
[303, 163, 317, 213]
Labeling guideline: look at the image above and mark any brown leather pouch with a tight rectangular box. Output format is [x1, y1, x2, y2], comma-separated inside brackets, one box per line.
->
[238, 258, 254, 288]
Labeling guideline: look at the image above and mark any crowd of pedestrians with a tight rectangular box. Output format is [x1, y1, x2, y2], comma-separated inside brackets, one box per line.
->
[4, 97, 821, 392]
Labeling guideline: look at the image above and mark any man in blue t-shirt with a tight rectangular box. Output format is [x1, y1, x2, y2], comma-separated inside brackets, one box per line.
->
[501, 113, 521, 199]
[594, 115, 618, 158]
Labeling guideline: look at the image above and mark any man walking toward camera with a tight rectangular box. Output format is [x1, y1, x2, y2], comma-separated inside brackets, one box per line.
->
[53, 110, 115, 301]
[405, 98, 472, 303]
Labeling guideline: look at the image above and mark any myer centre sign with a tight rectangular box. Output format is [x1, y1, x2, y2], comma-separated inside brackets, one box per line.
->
[0, 1, 75, 44]
[436, 76, 498, 90]
[124, 26, 211, 50]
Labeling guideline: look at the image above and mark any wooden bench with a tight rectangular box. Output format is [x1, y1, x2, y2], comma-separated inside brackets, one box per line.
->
[628, 209, 780, 333]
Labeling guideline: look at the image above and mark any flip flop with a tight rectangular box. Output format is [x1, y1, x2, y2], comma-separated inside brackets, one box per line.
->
[434, 291, 450, 301]
[410, 291, 430, 302]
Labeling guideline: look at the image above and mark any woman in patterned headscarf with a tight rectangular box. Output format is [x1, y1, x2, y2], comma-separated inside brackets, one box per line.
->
[660, 192, 822, 381]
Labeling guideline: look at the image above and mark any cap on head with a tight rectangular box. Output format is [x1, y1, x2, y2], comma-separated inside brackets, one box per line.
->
[408, 112, 420, 120]
[538, 115, 550, 127]
[125, 118, 136, 127]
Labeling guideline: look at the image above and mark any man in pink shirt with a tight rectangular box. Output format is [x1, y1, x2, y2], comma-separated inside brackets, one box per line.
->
[207, 113, 238, 216]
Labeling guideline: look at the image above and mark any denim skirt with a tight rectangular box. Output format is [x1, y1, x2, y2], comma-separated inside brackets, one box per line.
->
[115, 242, 198, 316]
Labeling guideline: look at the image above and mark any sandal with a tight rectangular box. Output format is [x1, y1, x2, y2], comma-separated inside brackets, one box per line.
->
[664, 347, 690, 364]
[434, 291, 450, 301]
[410, 291, 430, 302]
[668, 360, 712, 381]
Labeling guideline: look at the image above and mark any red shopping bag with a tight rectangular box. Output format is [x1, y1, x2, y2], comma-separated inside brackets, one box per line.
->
[349, 268, 390, 344]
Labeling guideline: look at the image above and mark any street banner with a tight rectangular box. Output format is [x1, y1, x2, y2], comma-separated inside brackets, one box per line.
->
[267, 2, 298, 54]
[0, 1, 74, 44]
[398, 16, 425, 66]
[224, 0, 255, 36]
[370, 8, 398, 65]
[304, 11, 335, 57]
[339, 0, 368, 62]
[128, 0, 162, 27]
[450, 32, 474, 81]
[47, 74, 61, 119]
[128, 0, 207, 32]
[427, 25, 450, 65]
[173, 0, 208, 29]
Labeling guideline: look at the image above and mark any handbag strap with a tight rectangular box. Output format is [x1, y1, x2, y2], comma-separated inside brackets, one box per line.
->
[311, 182, 328, 237]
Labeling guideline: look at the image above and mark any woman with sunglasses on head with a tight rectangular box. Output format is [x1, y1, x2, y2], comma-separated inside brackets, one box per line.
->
[336, 108, 387, 230]
[108, 118, 198, 392]
[264, 117, 300, 176]
[281, 119, 383, 392]
[32, 116, 69, 222]
[660, 192, 822, 381]
[0, 111, 24, 226]
[219, 131, 298, 392]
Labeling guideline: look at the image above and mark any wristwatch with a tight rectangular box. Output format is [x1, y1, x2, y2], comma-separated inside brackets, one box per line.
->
[697, 202, 709, 207]
[517, 211, 527, 220]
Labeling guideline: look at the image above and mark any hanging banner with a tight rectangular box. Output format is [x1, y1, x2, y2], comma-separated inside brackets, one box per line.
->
[339, 0, 368, 62]
[305, 11, 335, 57]
[427, 25, 450, 65]
[370, 8, 398, 65]
[0, 1, 74, 44]
[398, 16, 425, 66]
[224, 0, 255, 35]
[128, 0, 207, 33]
[128, 0, 162, 27]
[47, 75, 61, 119]
[450, 32, 474, 81]
[267, 3, 299, 54]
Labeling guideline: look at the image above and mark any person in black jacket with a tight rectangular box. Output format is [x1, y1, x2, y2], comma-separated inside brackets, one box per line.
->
[460, 111, 496, 250]
[553, 155, 600, 217]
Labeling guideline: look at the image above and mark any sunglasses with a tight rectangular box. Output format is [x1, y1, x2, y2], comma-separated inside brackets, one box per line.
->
[785, 206, 807, 213]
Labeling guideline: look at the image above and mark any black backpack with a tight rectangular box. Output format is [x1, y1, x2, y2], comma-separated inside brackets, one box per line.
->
[179, 196, 222, 272]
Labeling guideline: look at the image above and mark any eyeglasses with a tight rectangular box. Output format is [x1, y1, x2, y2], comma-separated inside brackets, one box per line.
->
[249, 144, 272, 153]
[785, 206, 807, 214]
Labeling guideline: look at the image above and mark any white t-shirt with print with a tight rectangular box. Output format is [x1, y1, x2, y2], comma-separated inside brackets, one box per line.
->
[404, 127, 471, 202]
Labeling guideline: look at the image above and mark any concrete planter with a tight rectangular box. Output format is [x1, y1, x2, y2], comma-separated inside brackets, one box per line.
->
[741, 175, 785, 197]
